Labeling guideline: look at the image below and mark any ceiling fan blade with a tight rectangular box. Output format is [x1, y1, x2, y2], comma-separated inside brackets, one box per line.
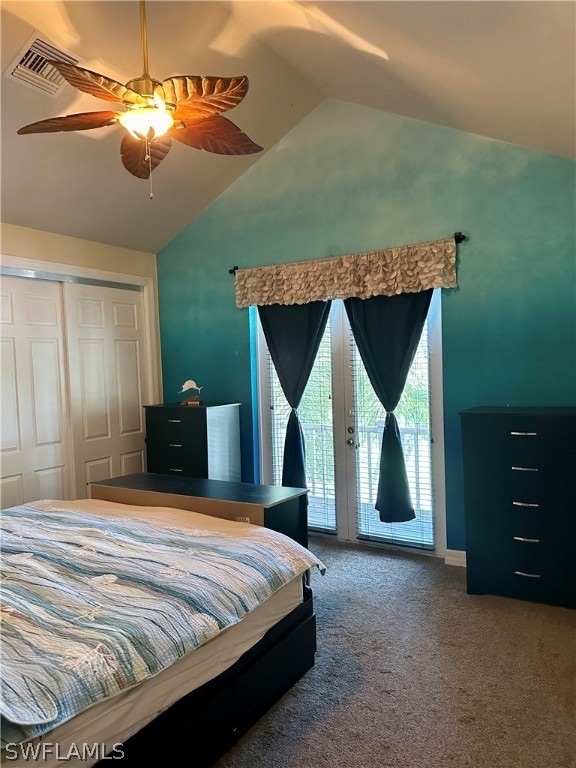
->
[17, 111, 120, 134]
[170, 115, 263, 155]
[163, 76, 249, 119]
[120, 134, 172, 179]
[48, 61, 147, 106]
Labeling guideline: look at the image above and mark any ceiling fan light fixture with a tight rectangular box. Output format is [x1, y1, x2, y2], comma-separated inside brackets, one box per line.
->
[118, 106, 174, 140]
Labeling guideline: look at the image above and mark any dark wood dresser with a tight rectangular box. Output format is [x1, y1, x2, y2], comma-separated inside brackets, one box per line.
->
[144, 403, 240, 482]
[460, 406, 576, 609]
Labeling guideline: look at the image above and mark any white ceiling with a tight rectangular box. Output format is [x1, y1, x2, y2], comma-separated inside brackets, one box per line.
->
[1, 1, 574, 254]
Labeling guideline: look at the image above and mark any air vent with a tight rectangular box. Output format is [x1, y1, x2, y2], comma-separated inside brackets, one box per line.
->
[5, 32, 79, 97]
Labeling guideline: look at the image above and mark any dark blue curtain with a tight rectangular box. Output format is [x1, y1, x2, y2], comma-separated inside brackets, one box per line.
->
[258, 301, 331, 489]
[344, 289, 433, 523]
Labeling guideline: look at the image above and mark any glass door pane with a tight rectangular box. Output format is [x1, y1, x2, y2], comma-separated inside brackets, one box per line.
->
[267, 313, 336, 533]
[350, 318, 434, 549]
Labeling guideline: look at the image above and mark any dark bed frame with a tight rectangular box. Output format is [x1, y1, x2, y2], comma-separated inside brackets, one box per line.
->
[94, 582, 317, 768]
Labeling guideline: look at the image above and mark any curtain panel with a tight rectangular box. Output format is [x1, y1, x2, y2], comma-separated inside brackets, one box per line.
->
[257, 301, 332, 490]
[234, 237, 456, 308]
[344, 290, 433, 522]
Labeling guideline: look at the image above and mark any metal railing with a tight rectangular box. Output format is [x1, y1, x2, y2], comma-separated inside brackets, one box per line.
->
[299, 421, 432, 538]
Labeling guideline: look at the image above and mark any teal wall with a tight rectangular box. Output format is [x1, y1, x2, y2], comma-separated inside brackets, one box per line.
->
[156, 98, 576, 551]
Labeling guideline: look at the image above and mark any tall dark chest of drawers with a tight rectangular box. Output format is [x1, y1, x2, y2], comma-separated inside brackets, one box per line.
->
[144, 403, 241, 482]
[460, 406, 576, 609]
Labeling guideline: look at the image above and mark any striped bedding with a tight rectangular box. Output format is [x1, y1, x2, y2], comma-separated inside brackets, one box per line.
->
[0, 500, 324, 748]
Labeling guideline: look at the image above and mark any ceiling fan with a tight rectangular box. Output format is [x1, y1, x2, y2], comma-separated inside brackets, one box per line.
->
[17, 1, 263, 185]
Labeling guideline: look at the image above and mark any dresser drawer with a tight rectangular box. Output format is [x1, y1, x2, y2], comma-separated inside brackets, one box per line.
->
[462, 415, 574, 463]
[467, 535, 575, 607]
[507, 504, 576, 541]
[145, 408, 207, 440]
[486, 508, 563, 542]
[470, 565, 547, 605]
[467, 521, 555, 566]
[145, 444, 209, 477]
[464, 456, 575, 519]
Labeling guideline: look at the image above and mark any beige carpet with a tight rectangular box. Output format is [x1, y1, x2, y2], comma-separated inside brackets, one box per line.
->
[215, 534, 576, 768]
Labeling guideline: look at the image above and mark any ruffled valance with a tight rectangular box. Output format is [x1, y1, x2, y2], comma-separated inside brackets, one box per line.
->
[234, 236, 457, 308]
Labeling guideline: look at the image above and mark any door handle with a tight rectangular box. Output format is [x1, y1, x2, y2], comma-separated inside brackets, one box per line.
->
[346, 438, 359, 448]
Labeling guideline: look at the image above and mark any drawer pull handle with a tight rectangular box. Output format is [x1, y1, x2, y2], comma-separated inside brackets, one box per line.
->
[514, 571, 541, 579]
[512, 501, 539, 508]
[168, 419, 182, 423]
[511, 466, 538, 472]
[169, 468, 183, 472]
[510, 431, 537, 436]
[513, 536, 540, 543]
[168, 443, 182, 448]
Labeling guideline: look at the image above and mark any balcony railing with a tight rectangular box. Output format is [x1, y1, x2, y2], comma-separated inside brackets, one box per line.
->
[298, 421, 432, 543]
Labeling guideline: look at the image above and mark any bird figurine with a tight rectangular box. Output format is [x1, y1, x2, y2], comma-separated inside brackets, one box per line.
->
[179, 379, 203, 406]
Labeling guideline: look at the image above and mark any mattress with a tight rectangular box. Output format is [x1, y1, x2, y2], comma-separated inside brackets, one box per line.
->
[2, 498, 319, 767]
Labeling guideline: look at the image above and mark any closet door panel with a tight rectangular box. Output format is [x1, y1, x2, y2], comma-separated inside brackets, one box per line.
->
[30, 338, 65, 445]
[1, 337, 20, 453]
[116, 338, 143, 434]
[65, 283, 148, 496]
[0, 277, 71, 506]
[78, 338, 111, 439]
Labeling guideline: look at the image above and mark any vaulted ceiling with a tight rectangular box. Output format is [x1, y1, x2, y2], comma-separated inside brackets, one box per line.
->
[1, 1, 574, 253]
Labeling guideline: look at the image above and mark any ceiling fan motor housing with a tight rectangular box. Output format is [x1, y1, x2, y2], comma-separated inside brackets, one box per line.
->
[125, 75, 174, 108]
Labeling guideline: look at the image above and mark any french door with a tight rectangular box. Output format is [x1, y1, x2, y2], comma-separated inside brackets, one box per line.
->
[257, 295, 446, 553]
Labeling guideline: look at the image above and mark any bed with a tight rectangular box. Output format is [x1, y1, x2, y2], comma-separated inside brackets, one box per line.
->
[0, 497, 325, 767]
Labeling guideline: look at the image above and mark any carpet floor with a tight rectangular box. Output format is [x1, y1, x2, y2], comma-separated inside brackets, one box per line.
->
[215, 534, 576, 768]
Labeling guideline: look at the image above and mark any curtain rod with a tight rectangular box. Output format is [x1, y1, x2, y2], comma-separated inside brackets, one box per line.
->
[228, 232, 467, 274]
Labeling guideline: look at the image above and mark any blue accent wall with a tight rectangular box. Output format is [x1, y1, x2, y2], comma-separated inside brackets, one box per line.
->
[157, 99, 576, 551]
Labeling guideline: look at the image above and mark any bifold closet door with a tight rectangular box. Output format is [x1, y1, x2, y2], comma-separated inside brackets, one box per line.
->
[0, 276, 72, 507]
[64, 282, 148, 496]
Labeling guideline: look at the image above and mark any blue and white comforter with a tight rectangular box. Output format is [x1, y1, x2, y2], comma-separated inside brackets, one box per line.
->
[0, 501, 324, 747]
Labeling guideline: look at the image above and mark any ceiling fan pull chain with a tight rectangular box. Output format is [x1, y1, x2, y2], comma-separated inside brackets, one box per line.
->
[146, 139, 154, 199]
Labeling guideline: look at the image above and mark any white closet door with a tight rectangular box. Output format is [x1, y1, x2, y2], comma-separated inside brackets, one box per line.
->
[0, 276, 72, 507]
[64, 283, 149, 496]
